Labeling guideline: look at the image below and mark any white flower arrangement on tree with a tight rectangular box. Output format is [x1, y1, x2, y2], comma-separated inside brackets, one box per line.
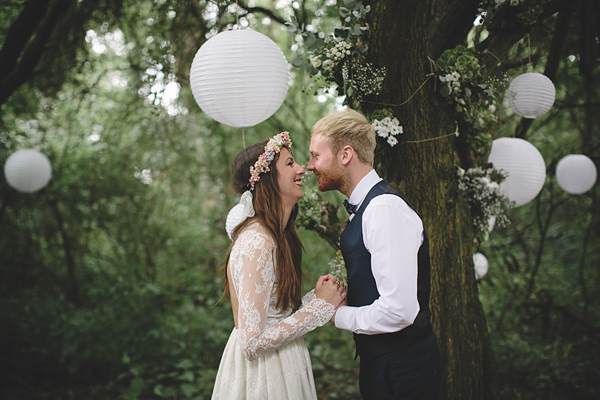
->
[288, 0, 386, 104]
[323, 41, 353, 64]
[457, 166, 512, 240]
[439, 71, 461, 95]
[372, 116, 403, 147]
[435, 45, 503, 156]
[341, 61, 387, 101]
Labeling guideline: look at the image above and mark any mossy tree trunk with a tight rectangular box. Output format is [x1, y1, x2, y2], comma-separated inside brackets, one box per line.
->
[359, 1, 499, 399]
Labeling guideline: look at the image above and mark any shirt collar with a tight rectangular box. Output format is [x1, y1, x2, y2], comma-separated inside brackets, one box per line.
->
[348, 169, 382, 209]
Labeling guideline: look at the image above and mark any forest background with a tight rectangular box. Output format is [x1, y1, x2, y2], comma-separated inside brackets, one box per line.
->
[1, 0, 599, 399]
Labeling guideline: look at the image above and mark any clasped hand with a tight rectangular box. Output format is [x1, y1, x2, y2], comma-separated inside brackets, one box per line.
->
[315, 274, 347, 317]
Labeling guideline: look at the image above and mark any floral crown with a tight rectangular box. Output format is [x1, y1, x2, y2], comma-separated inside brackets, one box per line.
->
[248, 132, 292, 190]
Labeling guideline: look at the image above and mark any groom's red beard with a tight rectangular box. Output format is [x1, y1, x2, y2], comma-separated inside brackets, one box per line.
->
[315, 159, 345, 192]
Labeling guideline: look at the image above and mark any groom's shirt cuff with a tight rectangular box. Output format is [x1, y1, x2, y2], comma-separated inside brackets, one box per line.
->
[334, 305, 352, 330]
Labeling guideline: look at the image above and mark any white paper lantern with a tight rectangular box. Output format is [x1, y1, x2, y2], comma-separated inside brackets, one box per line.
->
[556, 154, 597, 194]
[4, 149, 52, 193]
[507, 72, 556, 118]
[190, 29, 289, 128]
[488, 137, 546, 207]
[225, 203, 246, 240]
[473, 253, 489, 280]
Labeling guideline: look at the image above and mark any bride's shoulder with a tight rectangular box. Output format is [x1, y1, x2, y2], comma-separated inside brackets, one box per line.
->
[237, 221, 275, 247]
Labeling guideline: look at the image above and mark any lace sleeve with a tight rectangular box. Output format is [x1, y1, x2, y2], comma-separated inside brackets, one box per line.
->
[233, 227, 335, 361]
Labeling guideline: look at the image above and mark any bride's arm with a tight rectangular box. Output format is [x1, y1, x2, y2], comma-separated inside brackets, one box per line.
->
[235, 231, 336, 361]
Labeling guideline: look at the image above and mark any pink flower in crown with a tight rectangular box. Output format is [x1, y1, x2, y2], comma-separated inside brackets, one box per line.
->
[248, 131, 293, 189]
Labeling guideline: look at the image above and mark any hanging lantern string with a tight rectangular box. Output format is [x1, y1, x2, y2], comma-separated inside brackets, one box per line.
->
[235, 0, 240, 27]
[527, 33, 532, 66]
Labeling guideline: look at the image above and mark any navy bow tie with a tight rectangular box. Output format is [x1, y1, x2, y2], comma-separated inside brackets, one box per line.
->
[343, 199, 357, 215]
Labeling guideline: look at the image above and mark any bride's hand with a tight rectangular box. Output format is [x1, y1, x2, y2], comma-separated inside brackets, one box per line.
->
[315, 275, 347, 308]
[331, 298, 347, 324]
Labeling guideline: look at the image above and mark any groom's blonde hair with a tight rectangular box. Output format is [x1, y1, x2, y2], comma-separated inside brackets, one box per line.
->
[311, 109, 376, 166]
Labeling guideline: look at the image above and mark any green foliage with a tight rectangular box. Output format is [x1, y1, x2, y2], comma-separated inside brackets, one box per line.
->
[288, 0, 385, 103]
[478, 131, 600, 399]
[436, 45, 504, 155]
[1, 1, 599, 400]
[480, 0, 550, 28]
[297, 173, 328, 230]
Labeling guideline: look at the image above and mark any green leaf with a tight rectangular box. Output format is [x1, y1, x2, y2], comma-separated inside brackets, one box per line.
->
[179, 370, 194, 382]
[339, 7, 350, 18]
[440, 85, 452, 97]
[176, 359, 193, 369]
[124, 378, 144, 400]
[308, 38, 325, 51]
[180, 383, 197, 397]
[291, 59, 303, 67]
[343, 0, 357, 7]
[334, 27, 350, 39]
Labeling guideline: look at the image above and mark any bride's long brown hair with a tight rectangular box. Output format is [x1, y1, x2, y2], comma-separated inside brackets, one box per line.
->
[223, 139, 303, 311]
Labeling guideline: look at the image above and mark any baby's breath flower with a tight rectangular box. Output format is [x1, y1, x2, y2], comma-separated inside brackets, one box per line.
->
[328, 250, 347, 283]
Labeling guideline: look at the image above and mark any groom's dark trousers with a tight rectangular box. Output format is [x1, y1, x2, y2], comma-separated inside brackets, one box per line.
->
[358, 333, 441, 400]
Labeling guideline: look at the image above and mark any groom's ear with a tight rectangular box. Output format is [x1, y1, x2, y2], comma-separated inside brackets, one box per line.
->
[339, 145, 354, 166]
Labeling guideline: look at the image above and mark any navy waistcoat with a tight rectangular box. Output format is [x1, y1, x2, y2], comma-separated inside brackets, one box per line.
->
[340, 180, 433, 361]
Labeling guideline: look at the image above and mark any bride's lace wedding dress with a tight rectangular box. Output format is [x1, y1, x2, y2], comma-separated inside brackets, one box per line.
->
[211, 222, 336, 400]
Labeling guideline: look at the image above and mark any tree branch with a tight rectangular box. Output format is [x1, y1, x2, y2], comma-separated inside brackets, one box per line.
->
[236, 0, 288, 26]
[50, 199, 81, 308]
[0, 0, 71, 107]
[300, 200, 345, 250]
[0, 0, 52, 77]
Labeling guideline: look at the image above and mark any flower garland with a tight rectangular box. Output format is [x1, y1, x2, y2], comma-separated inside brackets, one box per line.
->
[248, 132, 292, 189]
[457, 166, 512, 240]
[288, 0, 386, 104]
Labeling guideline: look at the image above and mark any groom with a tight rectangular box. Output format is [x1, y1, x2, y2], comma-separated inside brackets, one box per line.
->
[307, 109, 442, 400]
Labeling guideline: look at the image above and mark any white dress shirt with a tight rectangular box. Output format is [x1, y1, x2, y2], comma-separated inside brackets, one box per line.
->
[334, 170, 424, 335]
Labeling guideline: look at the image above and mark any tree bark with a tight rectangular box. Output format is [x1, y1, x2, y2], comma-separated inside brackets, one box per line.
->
[360, 1, 499, 398]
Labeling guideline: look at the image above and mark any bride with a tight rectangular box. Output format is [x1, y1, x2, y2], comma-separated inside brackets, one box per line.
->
[212, 132, 347, 400]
